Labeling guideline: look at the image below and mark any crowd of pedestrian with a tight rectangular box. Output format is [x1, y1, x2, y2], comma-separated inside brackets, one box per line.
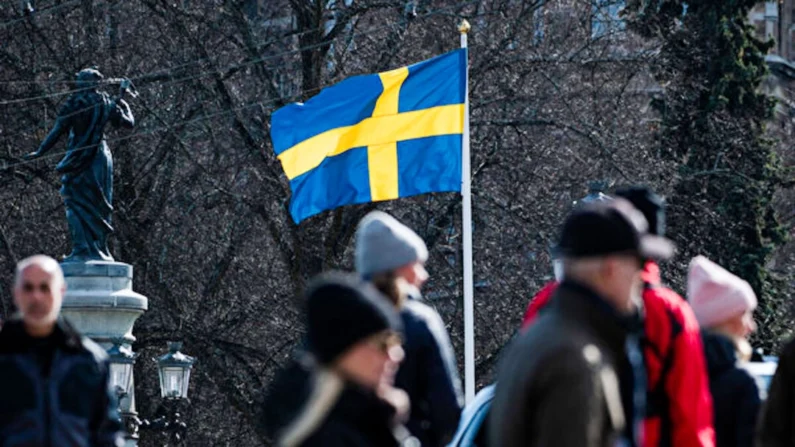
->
[261, 185, 795, 447]
[5, 185, 795, 447]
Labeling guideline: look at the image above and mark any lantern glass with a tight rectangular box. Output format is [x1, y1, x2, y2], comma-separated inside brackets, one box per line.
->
[109, 361, 133, 397]
[159, 367, 190, 398]
[156, 342, 195, 399]
[106, 341, 136, 398]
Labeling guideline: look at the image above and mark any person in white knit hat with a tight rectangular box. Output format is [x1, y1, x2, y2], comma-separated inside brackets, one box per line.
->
[688, 255, 760, 447]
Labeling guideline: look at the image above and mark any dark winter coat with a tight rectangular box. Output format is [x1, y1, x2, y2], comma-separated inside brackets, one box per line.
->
[0, 318, 123, 447]
[757, 337, 795, 447]
[395, 298, 463, 447]
[489, 280, 643, 447]
[520, 263, 716, 447]
[701, 330, 760, 447]
[263, 358, 412, 447]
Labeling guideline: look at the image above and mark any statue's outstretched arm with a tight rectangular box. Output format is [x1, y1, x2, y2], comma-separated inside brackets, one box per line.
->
[25, 118, 66, 160]
[113, 99, 135, 129]
[112, 79, 135, 129]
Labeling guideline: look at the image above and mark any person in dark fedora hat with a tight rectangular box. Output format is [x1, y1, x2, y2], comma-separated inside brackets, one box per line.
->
[519, 186, 716, 447]
[491, 199, 674, 447]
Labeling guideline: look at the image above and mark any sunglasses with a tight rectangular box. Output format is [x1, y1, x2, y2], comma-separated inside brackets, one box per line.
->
[367, 332, 402, 354]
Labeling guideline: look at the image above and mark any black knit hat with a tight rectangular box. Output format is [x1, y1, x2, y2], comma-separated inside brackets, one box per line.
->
[305, 271, 401, 365]
[615, 186, 666, 237]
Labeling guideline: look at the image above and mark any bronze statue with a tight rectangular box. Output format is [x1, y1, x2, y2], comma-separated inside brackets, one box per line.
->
[26, 68, 135, 262]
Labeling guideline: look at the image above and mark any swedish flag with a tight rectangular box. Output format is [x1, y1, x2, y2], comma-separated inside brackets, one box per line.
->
[271, 49, 466, 223]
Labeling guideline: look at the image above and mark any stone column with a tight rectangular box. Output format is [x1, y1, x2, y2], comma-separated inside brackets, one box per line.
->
[61, 261, 148, 447]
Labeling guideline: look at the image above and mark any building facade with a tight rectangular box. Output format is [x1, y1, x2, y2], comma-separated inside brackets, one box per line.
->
[750, 0, 795, 60]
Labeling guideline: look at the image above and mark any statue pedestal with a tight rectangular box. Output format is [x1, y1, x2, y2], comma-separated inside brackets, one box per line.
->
[61, 260, 148, 447]
[60, 261, 148, 344]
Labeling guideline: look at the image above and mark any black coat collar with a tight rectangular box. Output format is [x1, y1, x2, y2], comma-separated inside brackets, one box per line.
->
[332, 380, 397, 425]
[0, 317, 83, 353]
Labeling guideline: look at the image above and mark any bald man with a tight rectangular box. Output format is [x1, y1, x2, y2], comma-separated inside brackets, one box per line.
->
[0, 255, 124, 447]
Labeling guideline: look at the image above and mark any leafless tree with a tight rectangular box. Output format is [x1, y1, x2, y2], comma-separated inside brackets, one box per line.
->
[0, 1, 789, 445]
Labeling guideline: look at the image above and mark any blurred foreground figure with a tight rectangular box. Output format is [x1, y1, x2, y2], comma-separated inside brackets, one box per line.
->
[520, 186, 715, 447]
[521, 182, 612, 328]
[618, 187, 714, 447]
[757, 331, 795, 446]
[688, 256, 760, 447]
[0, 255, 123, 446]
[491, 199, 674, 447]
[523, 187, 715, 447]
[263, 272, 418, 447]
[355, 211, 462, 446]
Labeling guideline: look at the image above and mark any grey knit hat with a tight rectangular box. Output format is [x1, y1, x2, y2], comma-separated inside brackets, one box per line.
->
[355, 211, 428, 278]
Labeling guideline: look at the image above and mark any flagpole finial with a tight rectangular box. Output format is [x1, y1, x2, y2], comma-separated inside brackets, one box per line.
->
[458, 19, 471, 34]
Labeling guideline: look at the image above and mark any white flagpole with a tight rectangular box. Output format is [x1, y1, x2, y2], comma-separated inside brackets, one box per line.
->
[459, 19, 475, 404]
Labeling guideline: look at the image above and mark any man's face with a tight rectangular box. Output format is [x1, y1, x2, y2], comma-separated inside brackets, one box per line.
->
[604, 254, 644, 314]
[14, 265, 64, 331]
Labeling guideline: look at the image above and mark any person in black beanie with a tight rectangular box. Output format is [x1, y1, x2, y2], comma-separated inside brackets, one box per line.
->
[263, 272, 419, 447]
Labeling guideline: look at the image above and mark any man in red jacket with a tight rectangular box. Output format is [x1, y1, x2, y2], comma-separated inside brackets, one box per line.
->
[521, 186, 715, 447]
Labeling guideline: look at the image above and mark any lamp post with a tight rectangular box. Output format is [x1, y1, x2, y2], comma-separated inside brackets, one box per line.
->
[108, 341, 137, 401]
[108, 340, 140, 442]
[109, 341, 196, 446]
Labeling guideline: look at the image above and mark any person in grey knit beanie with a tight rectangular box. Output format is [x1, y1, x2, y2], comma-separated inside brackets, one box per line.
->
[355, 211, 429, 282]
[354, 211, 463, 447]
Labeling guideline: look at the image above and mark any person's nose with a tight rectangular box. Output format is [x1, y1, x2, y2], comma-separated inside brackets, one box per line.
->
[747, 319, 757, 335]
[31, 287, 47, 303]
[415, 264, 429, 285]
[387, 345, 405, 364]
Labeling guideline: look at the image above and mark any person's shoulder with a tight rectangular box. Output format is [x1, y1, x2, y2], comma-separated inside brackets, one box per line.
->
[732, 365, 760, 387]
[644, 284, 702, 332]
[779, 336, 795, 359]
[729, 366, 762, 403]
[0, 319, 26, 353]
[402, 299, 441, 324]
[401, 301, 445, 338]
[301, 419, 373, 447]
[498, 328, 605, 396]
[263, 357, 326, 442]
[528, 308, 584, 340]
[644, 284, 685, 309]
[78, 336, 109, 364]
[59, 93, 92, 116]
[510, 316, 594, 368]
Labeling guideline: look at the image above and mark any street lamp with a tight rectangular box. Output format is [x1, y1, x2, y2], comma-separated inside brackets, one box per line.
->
[140, 342, 196, 445]
[157, 342, 195, 399]
[108, 340, 140, 442]
[108, 340, 137, 402]
[573, 180, 612, 207]
[109, 341, 196, 445]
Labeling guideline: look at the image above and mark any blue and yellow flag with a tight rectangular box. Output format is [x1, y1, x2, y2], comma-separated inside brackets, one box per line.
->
[271, 49, 466, 223]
